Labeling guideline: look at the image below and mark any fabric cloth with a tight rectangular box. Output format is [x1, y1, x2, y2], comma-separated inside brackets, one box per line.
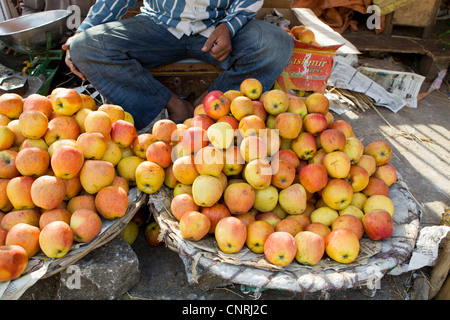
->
[78, 0, 264, 39]
[70, 11, 294, 129]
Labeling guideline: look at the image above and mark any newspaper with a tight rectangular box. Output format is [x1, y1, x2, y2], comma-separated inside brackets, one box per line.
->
[357, 66, 425, 109]
[390, 225, 450, 275]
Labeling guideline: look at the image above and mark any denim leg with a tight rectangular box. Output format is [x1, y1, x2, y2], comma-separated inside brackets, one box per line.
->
[70, 15, 187, 130]
[190, 19, 294, 92]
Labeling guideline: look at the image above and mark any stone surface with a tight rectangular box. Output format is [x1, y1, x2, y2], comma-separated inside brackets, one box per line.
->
[20, 237, 139, 300]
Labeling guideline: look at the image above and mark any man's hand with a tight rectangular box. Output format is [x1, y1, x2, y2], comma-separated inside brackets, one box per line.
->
[201, 23, 232, 62]
[62, 34, 87, 81]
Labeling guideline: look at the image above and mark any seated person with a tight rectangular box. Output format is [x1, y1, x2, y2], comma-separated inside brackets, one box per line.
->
[64, 0, 294, 130]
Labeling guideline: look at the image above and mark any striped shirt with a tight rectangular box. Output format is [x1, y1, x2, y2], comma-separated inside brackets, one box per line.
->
[78, 0, 263, 38]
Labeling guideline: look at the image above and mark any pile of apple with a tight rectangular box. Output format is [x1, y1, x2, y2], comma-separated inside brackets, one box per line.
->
[0, 88, 146, 282]
[142, 77, 398, 268]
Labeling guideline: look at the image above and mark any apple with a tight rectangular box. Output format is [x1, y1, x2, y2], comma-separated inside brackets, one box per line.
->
[194, 104, 206, 116]
[135, 160, 165, 194]
[66, 194, 97, 214]
[5, 223, 40, 257]
[181, 126, 208, 154]
[76, 132, 107, 160]
[328, 120, 354, 138]
[265, 114, 276, 129]
[287, 94, 308, 118]
[263, 89, 288, 116]
[84, 110, 112, 139]
[350, 192, 368, 211]
[70, 209, 102, 243]
[215, 216, 247, 253]
[246, 220, 274, 254]
[80, 94, 97, 110]
[0, 209, 40, 231]
[339, 205, 365, 221]
[252, 100, 268, 122]
[0, 228, 7, 245]
[74, 108, 92, 133]
[239, 135, 267, 162]
[325, 228, 360, 264]
[146, 141, 173, 169]
[179, 210, 210, 241]
[308, 148, 326, 164]
[321, 178, 353, 210]
[274, 218, 303, 237]
[15, 147, 49, 177]
[271, 159, 295, 189]
[310, 206, 339, 227]
[278, 183, 307, 215]
[18, 110, 48, 140]
[362, 209, 394, 240]
[223, 182, 255, 214]
[0, 93, 23, 119]
[145, 221, 164, 246]
[320, 129, 346, 153]
[275, 112, 302, 139]
[259, 128, 280, 157]
[344, 164, 370, 192]
[363, 194, 394, 216]
[294, 231, 325, 265]
[172, 155, 199, 185]
[286, 213, 311, 230]
[222, 146, 245, 176]
[132, 133, 157, 158]
[110, 120, 137, 148]
[276, 149, 300, 169]
[357, 154, 377, 176]
[7, 119, 26, 146]
[47, 138, 76, 157]
[202, 90, 231, 120]
[264, 231, 297, 267]
[238, 115, 265, 138]
[207, 122, 234, 150]
[194, 146, 224, 177]
[343, 137, 364, 164]
[374, 163, 397, 187]
[331, 214, 364, 239]
[23, 93, 53, 118]
[44, 115, 80, 146]
[51, 88, 82, 116]
[39, 220, 74, 258]
[305, 93, 329, 114]
[51, 145, 85, 180]
[201, 203, 230, 233]
[255, 212, 282, 228]
[230, 96, 254, 121]
[224, 89, 244, 102]
[362, 177, 390, 197]
[97, 104, 125, 123]
[117, 155, 144, 183]
[95, 185, 128, 219]
[39, 208, 72, 229]
[19, 138, 48, 151]
[298, 163, 328, 193]
[253, 185, 278, 213]
[163, 164, 178, 188]
[191, 174, 223, 207]
[0, 245, 28, 281]
[297, 28, 316, 43]
[0, 179, 11, 211]
[364, 140, 392, 166]
[0, 125, 15, 150]
[190, 114, 215, 131]
[303, 113, 328, 135]
[240, 78, 263, 100]
[79, 160, 115, 194]
[291, 131, 317, 160]
[322, 151, 351, 179]
[31, 175, 66, 210]
[0, 149, 20, 178]
[119, 220, 139, 245]
[6, 176, 36, 210]
[217, 115, 239, 130]
[305, 222, 331, 240]
[0, 115, 9, 126]
[244, 158, 272, 190]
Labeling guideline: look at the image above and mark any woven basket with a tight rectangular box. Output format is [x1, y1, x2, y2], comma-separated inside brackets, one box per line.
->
[148, 176, 420, 293]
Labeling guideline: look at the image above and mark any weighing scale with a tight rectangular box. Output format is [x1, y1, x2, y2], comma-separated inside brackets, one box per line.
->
[0, 10, 71, 96]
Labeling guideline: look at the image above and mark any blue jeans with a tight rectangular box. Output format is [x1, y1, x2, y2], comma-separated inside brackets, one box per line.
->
[70, 15, 294, 130]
